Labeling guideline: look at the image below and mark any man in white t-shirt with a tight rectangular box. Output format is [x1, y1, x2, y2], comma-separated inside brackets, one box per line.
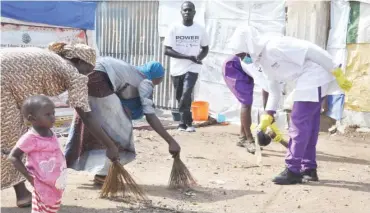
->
[164, 1, 209, 132]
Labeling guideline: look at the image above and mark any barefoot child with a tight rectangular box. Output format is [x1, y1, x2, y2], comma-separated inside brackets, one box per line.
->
[8, 95, 67, 213]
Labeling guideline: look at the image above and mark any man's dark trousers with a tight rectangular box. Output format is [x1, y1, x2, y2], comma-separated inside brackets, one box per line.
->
[172, 72, 198, 127]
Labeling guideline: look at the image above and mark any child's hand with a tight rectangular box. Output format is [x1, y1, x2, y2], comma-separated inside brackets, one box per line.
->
[8, 147, 35, 187]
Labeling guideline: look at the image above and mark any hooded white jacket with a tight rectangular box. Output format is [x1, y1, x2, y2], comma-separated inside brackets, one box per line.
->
[229, 26, 342, 111]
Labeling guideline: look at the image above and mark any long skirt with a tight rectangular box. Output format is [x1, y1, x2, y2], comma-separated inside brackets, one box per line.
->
[1, 84, 28, 189]
[65, 94, 136, 176]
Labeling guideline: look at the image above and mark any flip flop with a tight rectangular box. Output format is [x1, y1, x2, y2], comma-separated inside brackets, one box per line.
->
[93, 175, 106, 185]
[17, 198, 32, 208]
[236, 140, 246, 147]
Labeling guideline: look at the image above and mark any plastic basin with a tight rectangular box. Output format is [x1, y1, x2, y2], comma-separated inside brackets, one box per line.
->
[191, 101, 209, 121]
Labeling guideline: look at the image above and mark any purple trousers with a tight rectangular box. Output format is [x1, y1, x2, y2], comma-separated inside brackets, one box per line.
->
[223, 56, 254, 105]
[286, 88, 323, 174]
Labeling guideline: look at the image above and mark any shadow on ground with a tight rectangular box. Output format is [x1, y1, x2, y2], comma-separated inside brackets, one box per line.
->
[306, 179, 370, 193]
[2, 205, 211, 213]
[78, 183, 263, 203]
[264, 149, 370, 166]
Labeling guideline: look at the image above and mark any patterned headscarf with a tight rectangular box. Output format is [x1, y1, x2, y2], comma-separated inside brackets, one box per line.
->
[136, 61, 164, 80]
[48, 42, 96, 66]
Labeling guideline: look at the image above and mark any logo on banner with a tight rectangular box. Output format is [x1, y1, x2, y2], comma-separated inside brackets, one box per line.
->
[22, 33, 31, 44]
[1, 23, 87, 49]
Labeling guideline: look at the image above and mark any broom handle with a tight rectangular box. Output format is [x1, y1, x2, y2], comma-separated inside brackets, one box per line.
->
[279, 140, 289, 148]
[254, 126, 263, 167]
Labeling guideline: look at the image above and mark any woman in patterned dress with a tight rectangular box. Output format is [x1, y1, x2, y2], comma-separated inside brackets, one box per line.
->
[65, 57, 181, 185]
[0, 43, 120, 208]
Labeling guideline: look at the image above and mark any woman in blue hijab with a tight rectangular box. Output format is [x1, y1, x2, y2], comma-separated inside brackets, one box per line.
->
[137, 61, 165, 80]
[121, 61, 165, 120]
[65, 57, 181, 185]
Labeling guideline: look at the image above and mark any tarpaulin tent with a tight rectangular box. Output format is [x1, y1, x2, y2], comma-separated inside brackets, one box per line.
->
[1, 1, 98, 50]
[1, 1, 97, 30]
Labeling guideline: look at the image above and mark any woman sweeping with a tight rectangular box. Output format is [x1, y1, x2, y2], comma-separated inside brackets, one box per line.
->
[229, 26, 351, 184]
[65, 57, 181, 185]
[0, 43, 120, 208]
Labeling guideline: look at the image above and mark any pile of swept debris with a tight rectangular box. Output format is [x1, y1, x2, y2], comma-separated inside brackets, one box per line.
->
[328, 124, 370, 139]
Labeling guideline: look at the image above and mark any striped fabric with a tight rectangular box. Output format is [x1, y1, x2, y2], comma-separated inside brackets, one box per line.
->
[32, 191, 61, 213]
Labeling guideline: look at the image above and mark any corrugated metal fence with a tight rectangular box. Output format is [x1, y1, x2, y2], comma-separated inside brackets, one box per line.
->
[95, 0, 177, 109]
[95, 1, 330, 110]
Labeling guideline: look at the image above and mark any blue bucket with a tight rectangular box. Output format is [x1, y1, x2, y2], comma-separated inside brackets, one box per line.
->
[171, 110, 181, 122]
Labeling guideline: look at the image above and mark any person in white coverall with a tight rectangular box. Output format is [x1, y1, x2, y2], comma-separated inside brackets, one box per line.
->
[229, 26, 352, 185]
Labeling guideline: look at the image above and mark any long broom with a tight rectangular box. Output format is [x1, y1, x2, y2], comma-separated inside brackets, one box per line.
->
[168, 155, 196, 189]
[100, 161, 147, 201]
[100, 133, 146, 200]
[100, 107, 147, 201]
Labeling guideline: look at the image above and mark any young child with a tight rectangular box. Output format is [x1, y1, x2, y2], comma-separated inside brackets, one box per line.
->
[8, 95, 67, 213]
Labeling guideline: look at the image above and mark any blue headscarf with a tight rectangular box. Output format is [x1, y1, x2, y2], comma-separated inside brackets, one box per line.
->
[136, 61, 164, 80]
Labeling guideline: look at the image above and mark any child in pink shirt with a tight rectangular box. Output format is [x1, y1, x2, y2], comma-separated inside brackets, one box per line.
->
[8, 95, 67, 213]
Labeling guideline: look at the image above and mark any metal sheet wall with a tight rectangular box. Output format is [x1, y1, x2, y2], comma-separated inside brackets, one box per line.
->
[97, 1, 329, 110]
[95, 1, 177, 109]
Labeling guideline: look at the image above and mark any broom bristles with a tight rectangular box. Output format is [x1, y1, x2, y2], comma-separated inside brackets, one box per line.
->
[168, 156, 196, 189]
[100, 161, 147, 201]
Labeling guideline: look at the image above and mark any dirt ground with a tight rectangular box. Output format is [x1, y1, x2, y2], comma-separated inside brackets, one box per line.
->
[1, 125, 370, 213]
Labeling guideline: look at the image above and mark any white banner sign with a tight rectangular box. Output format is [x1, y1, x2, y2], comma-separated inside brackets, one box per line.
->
[1, 23, 87, 48]
[0, 23, 88, 109]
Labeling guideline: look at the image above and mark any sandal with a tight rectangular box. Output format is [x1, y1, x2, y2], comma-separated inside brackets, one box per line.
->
[93, 175, 106, 185]
[236, 136, 247, 147]
[245, 141, 256, 154]
[246, 140, 263, 154]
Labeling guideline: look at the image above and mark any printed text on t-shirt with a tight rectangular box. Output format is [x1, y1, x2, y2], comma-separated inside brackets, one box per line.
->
[175, 36, 200, 47]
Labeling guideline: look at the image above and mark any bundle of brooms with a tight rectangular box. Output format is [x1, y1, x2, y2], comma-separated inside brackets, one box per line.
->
[100, 161, 147, 201]
[168, 155, 196, 189]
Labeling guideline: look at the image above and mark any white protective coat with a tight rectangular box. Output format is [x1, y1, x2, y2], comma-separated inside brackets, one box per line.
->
[239, 60, 268, 92]
[229, 26, 343, 111]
